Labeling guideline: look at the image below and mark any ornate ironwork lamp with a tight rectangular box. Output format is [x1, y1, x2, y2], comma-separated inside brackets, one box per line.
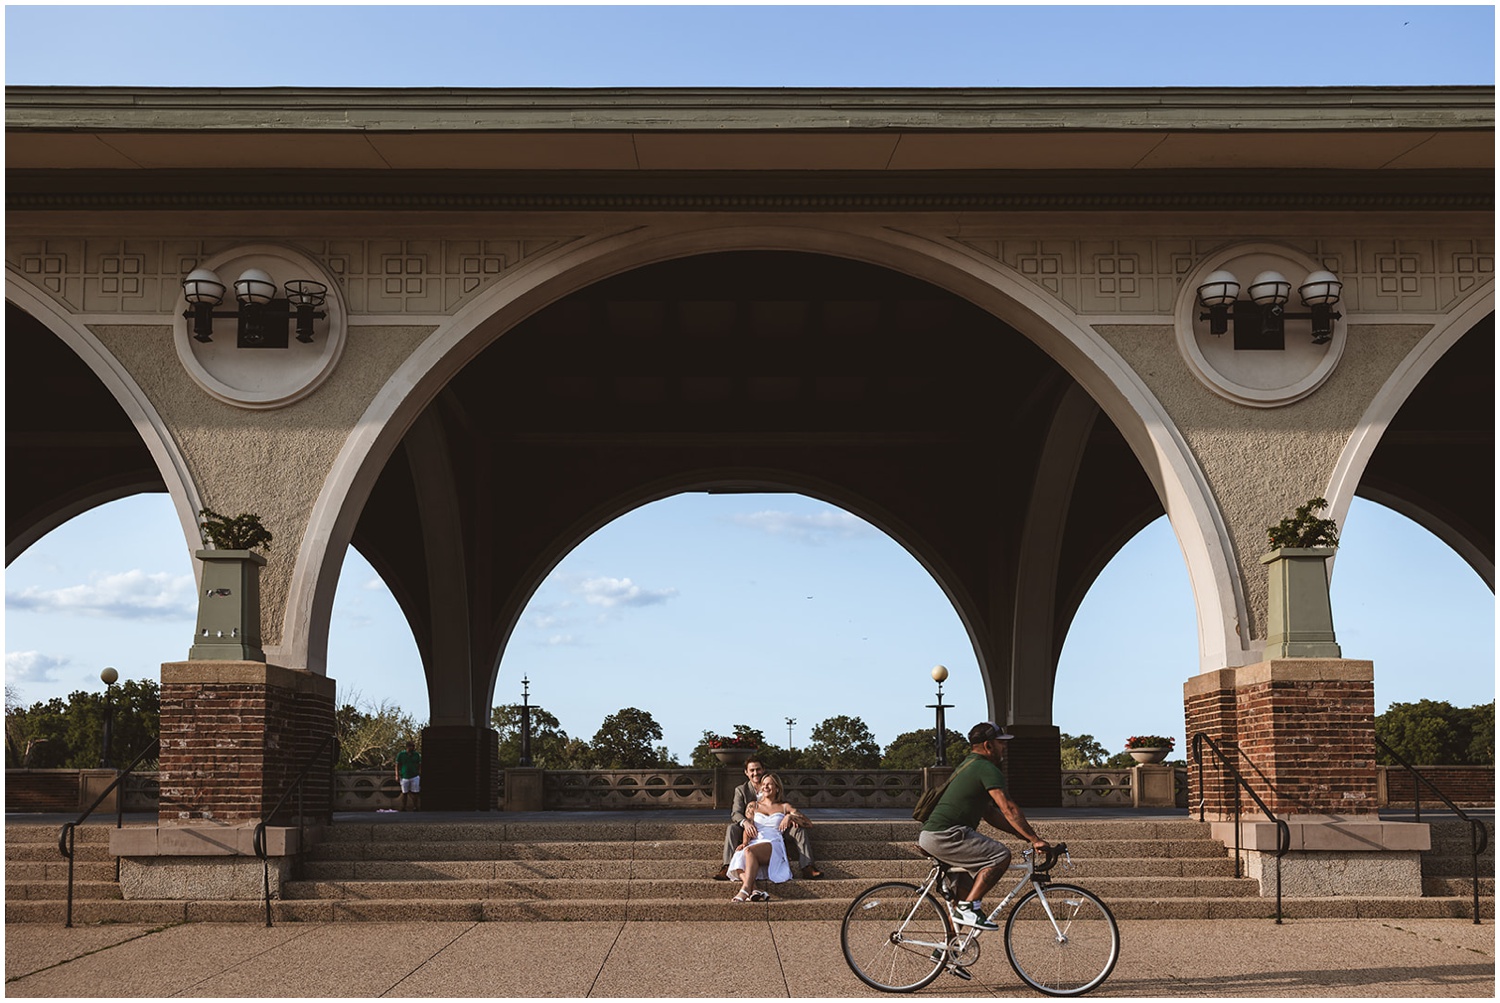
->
[99, 666, 118, 769]
[1196, 268, 1342, 347]
[182, 267, 327, 347]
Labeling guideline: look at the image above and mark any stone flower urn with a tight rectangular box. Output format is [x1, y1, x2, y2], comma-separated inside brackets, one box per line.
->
[712, 748, 755, 766]
[1128, 748, 1170, 765]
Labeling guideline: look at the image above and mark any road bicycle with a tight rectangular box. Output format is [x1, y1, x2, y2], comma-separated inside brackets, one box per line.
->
[840, 842, 1119, 996]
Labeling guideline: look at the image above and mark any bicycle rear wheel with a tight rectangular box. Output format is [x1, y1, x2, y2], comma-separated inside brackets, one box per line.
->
[1003, 883, 1119, 997]
[841, 881, 953, 992]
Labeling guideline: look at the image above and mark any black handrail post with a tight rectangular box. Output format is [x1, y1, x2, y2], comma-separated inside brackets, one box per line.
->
[57, 737, 159, 928]
[255, 733, 338, 928]
[1375, 735, 1488, 925]
[1192, 732, 1288, 924]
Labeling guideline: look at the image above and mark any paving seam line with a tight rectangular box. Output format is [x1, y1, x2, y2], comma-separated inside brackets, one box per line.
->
[380, 920, 480, 997]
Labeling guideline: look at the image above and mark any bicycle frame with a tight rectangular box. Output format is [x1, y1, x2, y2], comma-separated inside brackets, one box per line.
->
[927, 846, 1069, 951]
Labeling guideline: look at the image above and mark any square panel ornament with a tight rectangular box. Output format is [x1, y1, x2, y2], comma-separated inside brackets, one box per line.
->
[1176, 244, 1346, 408]
[174, 245, 347, 409]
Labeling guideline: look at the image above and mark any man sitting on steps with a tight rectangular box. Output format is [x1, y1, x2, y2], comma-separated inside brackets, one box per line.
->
[713, 756, 821, 881]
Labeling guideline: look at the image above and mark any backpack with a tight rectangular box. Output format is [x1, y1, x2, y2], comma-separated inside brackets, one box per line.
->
[912, 755, 978, 822]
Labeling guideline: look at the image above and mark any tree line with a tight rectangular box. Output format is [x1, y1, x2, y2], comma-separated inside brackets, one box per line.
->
[8, 682, 1492, 772]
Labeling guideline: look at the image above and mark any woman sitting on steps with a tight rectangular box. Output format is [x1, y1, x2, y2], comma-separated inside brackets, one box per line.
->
[728, 773, 807, 902]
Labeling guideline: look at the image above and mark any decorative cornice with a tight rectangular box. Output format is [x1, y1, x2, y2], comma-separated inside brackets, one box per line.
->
[7, 191, 1492, 212]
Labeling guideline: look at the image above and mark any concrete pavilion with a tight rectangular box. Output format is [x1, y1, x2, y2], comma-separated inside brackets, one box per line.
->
[5, 86, 1493, 893]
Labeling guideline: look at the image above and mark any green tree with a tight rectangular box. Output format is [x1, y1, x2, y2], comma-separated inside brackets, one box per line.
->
[1059, 733, 1108, 769]
[1376, 699, 1493, 765]
[491, 703, 575, 768]
[4, 679, 160, 769]
[336, 699, 421, 769]
[880, 728, 970, 769]
[590, 707, 669, 769]
[803, 715, 881, 769]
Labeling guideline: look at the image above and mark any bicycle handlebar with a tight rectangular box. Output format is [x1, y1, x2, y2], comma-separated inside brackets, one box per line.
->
[1027, 841, 1068, 873]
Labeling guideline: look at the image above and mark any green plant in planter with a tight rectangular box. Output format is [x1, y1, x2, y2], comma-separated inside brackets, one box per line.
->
[199, 509, 273, 553]
[1266, 497, 1339, 550]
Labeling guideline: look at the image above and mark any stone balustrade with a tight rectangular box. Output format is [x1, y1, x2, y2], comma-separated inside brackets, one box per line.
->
[20, 763, 1479, 814]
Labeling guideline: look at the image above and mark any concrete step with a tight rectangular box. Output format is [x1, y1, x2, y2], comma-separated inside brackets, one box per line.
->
[1423, 876, 1496, 896]
[283, 873, 1258, 902]
[5, 842, 114, 862]
[304, 836, 1232, 863]
[4, 860, 117, 881]
[6, 880, 123, 901]
[13, 893, 1489, 926]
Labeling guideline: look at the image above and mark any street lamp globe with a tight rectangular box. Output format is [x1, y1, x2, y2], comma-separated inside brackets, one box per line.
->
[100, 666, 118, 685]
[931, 664, 948, 684]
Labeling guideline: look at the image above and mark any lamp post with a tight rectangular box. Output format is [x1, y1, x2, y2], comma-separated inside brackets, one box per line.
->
[785, 717, 796, 750]
[99, 666, 118, 769]
[927, 665, 952, 767]
[519, 676, 533, 767]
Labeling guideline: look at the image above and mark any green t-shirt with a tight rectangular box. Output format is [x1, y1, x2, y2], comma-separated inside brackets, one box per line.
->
[922, 752, 1007, 832]
[396, 749, 422, 779]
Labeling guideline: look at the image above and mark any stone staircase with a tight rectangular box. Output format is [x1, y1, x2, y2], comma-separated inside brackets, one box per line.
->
[8, 816, 1492, 924]
[1421, 818, 1497, 898]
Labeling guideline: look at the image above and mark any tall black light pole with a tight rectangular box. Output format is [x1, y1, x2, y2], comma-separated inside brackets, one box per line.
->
[519, 676, 533, 767]
[99, 666, 118, 769]
[785, 717, 796, 750]
[927, 665, 952, 767]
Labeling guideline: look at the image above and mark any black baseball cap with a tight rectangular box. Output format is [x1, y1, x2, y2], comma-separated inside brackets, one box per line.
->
[968, 721, 1016, 744]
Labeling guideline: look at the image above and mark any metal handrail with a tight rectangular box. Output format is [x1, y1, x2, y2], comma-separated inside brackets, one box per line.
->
[57, 738, 160, 928]
[1192, 732, 1292, 923]
[253, 733, 338, 928]
[1376, 736, 1489, 925]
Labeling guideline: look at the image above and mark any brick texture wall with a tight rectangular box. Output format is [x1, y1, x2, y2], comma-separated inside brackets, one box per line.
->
[1383, 765, 1495, 807]
[1184, 660, 1378, 818]
[158, 662, 335, 824]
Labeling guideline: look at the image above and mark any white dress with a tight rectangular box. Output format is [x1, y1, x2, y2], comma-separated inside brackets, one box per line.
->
[727, 811, 793, 883]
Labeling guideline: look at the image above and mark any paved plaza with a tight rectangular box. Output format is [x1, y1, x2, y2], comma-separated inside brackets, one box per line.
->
[6, 915, 1493, 997]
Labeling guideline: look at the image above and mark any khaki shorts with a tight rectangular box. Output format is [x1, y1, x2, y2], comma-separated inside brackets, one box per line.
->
[918, 825, 1011, 874]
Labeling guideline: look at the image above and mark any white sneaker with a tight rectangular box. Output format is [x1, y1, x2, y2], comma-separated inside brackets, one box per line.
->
[950, 901, 998, 931]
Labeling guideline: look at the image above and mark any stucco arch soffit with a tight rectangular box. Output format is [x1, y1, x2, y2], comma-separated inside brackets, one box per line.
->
[4, 267, 203, 568]
[479, 465, 999, 720]
[285, 221, 1241, 674]
[1325, 280, 1496, 589]
[919, 232, 1245, 672]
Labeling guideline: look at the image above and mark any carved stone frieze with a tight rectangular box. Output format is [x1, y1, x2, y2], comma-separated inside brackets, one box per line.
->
[953, 236, 1494, 316]
[7, 237, 580, 317]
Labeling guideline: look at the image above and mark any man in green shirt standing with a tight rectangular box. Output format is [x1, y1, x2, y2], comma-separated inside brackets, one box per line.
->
[919, 721, 1049, 932]
[395, 739, 422, 812]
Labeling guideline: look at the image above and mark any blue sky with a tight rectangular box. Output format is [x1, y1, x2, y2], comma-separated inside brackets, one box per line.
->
[4, 5, 1496, 762]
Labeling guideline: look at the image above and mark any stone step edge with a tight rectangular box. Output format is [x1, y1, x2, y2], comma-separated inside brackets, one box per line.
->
[8, 895, 1492, 924]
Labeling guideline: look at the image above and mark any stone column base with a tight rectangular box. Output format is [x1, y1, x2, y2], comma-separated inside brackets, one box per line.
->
[110, 822, 308, 900]
[1131, 764, 1177, 807]
[1212, 817, 1429, 897]
[504, 767, 545, 811]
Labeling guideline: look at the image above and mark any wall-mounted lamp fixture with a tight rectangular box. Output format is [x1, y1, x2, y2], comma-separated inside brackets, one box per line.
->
[1196, 269, 1342, 348]
[182, 267, 327, 348]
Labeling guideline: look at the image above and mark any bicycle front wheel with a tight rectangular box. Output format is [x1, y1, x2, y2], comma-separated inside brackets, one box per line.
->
[841, 881, 953, 992]
[1004, 883, 1119, 997]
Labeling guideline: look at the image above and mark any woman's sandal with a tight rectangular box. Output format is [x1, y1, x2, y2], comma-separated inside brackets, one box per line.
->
[731, 890, 752, 903]
[749, 890, 770, 902]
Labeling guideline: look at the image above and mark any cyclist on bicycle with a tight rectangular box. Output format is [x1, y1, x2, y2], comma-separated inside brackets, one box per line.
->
[918, 721, 1050, 932]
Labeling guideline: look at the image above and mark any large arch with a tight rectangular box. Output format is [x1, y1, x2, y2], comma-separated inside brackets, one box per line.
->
[1327, 287, 1495, 589]
[329, 247, 1205, 804]
[284, 224, 1241, 698]
[3, 283, 202, 568]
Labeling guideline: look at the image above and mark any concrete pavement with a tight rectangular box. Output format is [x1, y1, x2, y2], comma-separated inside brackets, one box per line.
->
[6, 916, 1494, 997]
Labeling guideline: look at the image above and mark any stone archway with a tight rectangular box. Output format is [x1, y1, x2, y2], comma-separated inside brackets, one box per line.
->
[346, 249, 1175, 807]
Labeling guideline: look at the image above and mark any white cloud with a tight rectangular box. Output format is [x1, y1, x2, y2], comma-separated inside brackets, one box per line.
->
[545, 634, 578, 647]
[577, 576, 678, 608]
[729, 509, 877, 545]
[6, 570, 195, 620]
[362, 576, 388, 591]
[6, 650, 69, 682]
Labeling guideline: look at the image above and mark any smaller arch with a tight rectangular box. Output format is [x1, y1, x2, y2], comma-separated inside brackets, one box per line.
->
[4, 271, 204, 571]
[1326, 283, 1495, 588]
